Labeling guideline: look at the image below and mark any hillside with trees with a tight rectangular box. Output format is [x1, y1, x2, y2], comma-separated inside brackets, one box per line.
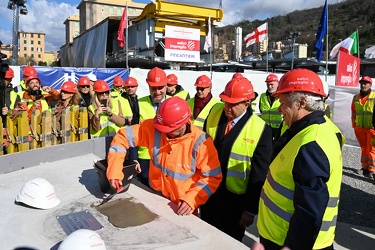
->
[216, 0, 375, 59]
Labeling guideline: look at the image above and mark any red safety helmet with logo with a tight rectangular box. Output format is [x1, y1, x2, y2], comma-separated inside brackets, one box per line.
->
[124, 77, 138, 87]
[93, 80, 110, 93]
[194, 75, 212, 87]
[220, 78, 255, 104]
[60, 81, 77, 93]
[5, 67, 14, 79]
[273, 68, 326, 97]
[26, 75, 41, 85]
[146, 67, 168, 87]
[359, 76, 372, 84]
[113, 76, 124, 87]
[265, 74, 279, 83]
[154, 96, 191, 133]
[167, 74, 178, 85]
[22, 66, 37, 77]
[232, 72, 244, 80]
[78, 76, 91, 86]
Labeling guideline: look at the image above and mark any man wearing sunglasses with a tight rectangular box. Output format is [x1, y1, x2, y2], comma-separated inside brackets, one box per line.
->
[187, 75, 220, 130]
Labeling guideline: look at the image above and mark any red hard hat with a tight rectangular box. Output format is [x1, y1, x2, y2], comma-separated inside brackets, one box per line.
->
[194, 75, 211, 87]
[93, 79, 110, 93]
[232, 73, 243, 80]
[113, 76, 124, 87]
[274, 68, 326, 97]
[220, 78, 255, 103]
[78, 76, 91, 86]
[124, 77, 138, 87]
[22, 66, 37, 77]
[5, 67, 14, 79]
[359, 76, 372, 84]
[26, 75, 41, 85]
[167, 74, 178, 85]
[265, 74, 279, 83]
[146, 67, 168, 87]
[60, 81, 77, 93]
[154, 97, 191, 133]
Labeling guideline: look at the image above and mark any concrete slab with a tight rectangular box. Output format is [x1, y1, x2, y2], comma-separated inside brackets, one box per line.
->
[0, 140, 247, 250]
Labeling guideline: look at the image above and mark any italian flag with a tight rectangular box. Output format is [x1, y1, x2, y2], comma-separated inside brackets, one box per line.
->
[330, 31, 359, 59]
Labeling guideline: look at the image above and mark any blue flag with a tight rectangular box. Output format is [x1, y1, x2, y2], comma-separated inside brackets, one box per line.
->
[315, 0, 328, 62]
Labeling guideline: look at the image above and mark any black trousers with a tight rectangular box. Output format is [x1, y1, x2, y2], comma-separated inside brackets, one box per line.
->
[260, 235, 334, 250]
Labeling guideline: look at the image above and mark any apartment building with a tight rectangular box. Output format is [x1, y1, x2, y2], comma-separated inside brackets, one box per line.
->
[76, 0, 146, 35]
[64, 15, 80, 44]
[19, 31, 45, 63]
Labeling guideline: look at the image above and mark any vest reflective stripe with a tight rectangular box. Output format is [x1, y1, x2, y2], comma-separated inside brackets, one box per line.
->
[353, 92, 375, 128]
[112, 95, 133, 119]
[196, 181, 213, 196]
[206, 103, 265, 194]
[259, 93, 282, 128]
[150, 129, 216, 197]
[109, 144, 127, 153]
[258, 121, 343, 249]
[89, 101, 121, 137]
[187, 97, 220, 130]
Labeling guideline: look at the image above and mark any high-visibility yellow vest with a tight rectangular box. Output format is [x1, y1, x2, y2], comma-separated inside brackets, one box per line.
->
[352, 92, 375, 128]
[259, 93, 282, 128]
[137, 95, 170, 159]
[23, 98, 49, 112]
[187, 97, 220, 130]
[174, 90, 190, 100]
[10, 91, 19, 109]
[89, 100, 121, 138]
[258, 121, 343, 249]
[111, 92, 133, 120]
[206, 103, 265, 194]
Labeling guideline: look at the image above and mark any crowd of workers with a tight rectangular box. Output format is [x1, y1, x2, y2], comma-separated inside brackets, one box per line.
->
[2, 64, 374, 249]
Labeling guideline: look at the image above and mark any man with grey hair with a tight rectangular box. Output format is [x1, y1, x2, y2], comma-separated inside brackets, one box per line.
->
[257, 69, 345, 250]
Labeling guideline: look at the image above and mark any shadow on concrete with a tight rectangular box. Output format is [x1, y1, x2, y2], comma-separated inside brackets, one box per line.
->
[343, 166, 375, 184]
[78, 168, 103, 199]
[336, 182, 375, 249]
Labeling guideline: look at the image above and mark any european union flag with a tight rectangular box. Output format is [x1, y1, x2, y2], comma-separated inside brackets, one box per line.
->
[315, 0, 328, 62]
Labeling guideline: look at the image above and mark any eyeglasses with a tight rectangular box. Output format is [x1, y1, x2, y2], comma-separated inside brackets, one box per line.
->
[359, 82, 370, 85]
[61, 91, 72, 94]
[80, 85, 90, 88]
[150, 86, 165, 91]
[98, 91, 109, 96]
[196, 87, 207, 91]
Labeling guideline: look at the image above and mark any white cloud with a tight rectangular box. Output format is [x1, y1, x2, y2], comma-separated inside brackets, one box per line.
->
[0, 0, 342, 52]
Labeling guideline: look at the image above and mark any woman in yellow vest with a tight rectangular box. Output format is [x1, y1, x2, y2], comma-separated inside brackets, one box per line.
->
[257, 68, 345, 250]
[88, 80, 129, 138]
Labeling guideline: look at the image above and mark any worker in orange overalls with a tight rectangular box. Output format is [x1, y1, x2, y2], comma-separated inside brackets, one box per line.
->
[107, 96, 222, 215]
[352, 76, 375, 179]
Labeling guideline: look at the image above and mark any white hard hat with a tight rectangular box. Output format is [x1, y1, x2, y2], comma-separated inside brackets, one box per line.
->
[87, 73, 97, 82]
[58, 229, 106, 250]
[16, 178, 60, 209]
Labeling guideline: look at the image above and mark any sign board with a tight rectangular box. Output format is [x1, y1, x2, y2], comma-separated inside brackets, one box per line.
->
[164, 25, 200, 62]
[336, 51, 360, 87]
[57, 210, 103, 235]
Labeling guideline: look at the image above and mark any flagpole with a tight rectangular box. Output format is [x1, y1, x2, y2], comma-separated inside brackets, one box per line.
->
[266, 22, 269, 73]
[325, 1, 328, 82]
[125, 2, 129, 69]
[209, 16, 213, 80]
[357, 29, 360, 58]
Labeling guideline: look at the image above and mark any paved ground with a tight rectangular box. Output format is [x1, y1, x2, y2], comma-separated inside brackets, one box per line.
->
[242, 145, 375, 249]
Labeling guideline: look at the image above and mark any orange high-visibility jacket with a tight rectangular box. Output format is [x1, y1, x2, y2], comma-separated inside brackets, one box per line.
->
[107, 119, 222, 210]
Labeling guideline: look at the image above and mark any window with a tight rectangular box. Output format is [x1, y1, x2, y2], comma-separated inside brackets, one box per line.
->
[38, 34, 40, 38]
[117, 8, 122, 15]
[24, 40, 26, 44]
[24, 47, 26, 51]
[31, 54, 34, 58]
[74, 22, 79, 28]
[24, 54, 27, 57]
[31, 41, 34, 44]
[109, 6, 113, 14]
[101, 5, 104, 12]
[31, 34, 33, 38]
[22, 33, 26, 38]
[74, 32, 79, 37]
[38, 41, 41, 45]
[38, 54, 41, 58]
[31, 47, 34, 51]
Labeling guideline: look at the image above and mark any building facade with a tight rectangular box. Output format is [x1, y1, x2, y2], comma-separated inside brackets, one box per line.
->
[19, 31, 45, 63]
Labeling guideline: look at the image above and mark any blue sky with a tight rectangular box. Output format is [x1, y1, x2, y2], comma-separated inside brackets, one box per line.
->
[0, 0, 342, 52]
